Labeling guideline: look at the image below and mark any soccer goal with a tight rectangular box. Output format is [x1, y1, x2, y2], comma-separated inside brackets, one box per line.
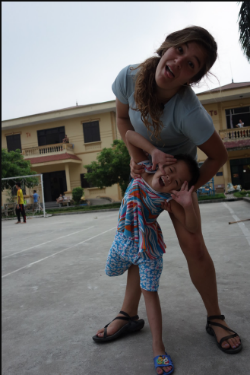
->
[1, 174, 46, 219]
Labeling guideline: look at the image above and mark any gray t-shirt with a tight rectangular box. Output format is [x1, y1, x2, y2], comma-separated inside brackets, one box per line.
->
[112, 64, 215, 160]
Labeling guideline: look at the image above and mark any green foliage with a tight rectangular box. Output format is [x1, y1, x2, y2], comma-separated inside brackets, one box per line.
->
[1, 149, 39, 191]
[238, 1, 250, 62]
[46, 202, 121, 214]
[84, 140, 130, 195]
[198, 193, 225, 201]
[72, 186, 84, 204]
[233, 190, 250, 198]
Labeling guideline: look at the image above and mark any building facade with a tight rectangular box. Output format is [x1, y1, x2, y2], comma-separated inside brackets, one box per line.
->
[1, 82, 250, 205]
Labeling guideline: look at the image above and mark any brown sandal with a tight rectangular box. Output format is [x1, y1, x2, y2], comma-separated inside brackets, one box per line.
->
[92, 310, 145, 343]
[206, 315, 242, 354]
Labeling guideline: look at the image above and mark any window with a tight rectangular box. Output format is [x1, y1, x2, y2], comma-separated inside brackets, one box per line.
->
[37, 126, 65, 146]
[225, 106, 250, 129]
[82, 121, 100, 143]
[6, 134, 22, 152]
[80, 172, 95, 188]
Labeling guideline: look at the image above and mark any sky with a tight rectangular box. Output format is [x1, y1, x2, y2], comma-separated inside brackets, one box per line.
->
[2, 1, 250, 121]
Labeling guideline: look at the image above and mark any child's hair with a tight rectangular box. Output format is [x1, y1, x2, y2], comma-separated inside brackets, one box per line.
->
[33, 190, 36, 193]
[132, 26, 218, 140]
[16, 182, 21, 188]
[174, 154, 200, 189]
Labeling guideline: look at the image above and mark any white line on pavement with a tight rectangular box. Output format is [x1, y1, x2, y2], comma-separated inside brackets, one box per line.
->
[2, 227, 95, 259]
[2, 227, 116, 278]
[223, 203, 250, 246]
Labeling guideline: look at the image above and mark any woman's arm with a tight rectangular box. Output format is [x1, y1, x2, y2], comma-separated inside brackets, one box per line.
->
[195, 131, 228, 190]
[116, 98, 145, 177]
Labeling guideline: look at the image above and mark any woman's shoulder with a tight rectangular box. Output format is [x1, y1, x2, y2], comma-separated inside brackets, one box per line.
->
[112, 64, 140, 103]
[175, 86, 203, 114]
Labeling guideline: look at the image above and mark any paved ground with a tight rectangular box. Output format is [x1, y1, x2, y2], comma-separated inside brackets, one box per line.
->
[2, 200, 250, 375]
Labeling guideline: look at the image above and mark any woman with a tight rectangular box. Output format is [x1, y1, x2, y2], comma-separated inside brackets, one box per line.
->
[94, 25, 242, 374]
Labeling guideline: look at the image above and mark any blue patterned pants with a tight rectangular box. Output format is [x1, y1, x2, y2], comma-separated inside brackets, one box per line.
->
[105, 232, 163, 292]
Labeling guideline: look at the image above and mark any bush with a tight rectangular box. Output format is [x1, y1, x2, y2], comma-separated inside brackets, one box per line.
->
[72, 187, 84, 205]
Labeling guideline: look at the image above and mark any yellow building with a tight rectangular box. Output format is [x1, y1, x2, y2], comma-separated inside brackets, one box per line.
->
[197, 82, 250, 191]
[1, 81, 250, 205]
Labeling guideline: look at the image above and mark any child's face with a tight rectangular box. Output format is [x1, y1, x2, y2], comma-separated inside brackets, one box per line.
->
[151, 160, 192, 193]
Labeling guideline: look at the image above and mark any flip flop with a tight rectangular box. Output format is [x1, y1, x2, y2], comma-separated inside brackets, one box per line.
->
[206, 315, 242, 354]
[92, 310, 145, 343]
[154, 352, 174, 374]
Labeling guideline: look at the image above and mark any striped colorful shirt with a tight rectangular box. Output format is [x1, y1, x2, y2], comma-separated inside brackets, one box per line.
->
[117, 161, 172, 259]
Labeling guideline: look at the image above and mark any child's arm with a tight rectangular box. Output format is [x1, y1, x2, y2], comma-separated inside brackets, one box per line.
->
[168, 182, 199, 233]
[125, 130, 176, 169]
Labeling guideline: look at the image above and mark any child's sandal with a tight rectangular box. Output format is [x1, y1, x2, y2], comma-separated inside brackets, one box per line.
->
[153, 352, 174, 374]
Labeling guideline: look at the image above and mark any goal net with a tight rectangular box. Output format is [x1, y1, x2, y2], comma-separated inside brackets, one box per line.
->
[1, 174, 46, 220]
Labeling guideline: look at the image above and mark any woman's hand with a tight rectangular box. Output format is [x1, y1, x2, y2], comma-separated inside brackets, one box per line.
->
[170, 181, 194, 208]
[130, 158, 145, 179]
[151, 149, 176, 173]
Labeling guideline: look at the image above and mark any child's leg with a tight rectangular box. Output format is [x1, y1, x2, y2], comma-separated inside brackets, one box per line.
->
[142, 289, 172, 374]
[96, 264, 142, 338]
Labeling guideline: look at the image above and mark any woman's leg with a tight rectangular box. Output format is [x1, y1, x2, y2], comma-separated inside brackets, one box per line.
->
[142, 289, 172, 374]
[169, 192, 240, 349]
[96, 264, 142, 338]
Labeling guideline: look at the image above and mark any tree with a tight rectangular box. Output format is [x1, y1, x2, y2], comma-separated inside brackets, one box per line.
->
[1, 148, 39, 191]
[84, 140, 131, 195]
[72, 186, 84, 204]
[238, 1, 250, 62]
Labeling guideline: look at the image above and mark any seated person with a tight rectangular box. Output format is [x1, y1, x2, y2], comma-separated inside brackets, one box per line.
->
[56, 194, 63, 203]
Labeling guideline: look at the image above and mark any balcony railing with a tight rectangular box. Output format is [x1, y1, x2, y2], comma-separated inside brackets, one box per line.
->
[22, 143, 74, 158]
[219, 126, 250, 141]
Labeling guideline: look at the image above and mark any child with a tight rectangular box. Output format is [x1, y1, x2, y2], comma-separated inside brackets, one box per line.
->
[93, 130, 200, 375]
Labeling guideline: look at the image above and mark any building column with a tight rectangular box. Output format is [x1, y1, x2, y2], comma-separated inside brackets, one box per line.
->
[65, 163, 71, 192]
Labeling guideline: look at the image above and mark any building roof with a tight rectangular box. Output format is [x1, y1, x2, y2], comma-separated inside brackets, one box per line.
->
[198, 82, 250, 95]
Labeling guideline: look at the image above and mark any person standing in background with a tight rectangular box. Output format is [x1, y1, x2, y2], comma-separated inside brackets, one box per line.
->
[236, 119, 244, 128]
[15, 182, 26, 224]
[32, 190, 39, 212]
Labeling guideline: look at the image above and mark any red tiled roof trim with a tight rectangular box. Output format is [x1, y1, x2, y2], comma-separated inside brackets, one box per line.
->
[224, 139, 250, 149]
[26, 153, 82, 164]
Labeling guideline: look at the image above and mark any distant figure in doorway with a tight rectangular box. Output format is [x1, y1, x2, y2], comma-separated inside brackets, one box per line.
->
[63, 134, 69, 143]
[236, 119, 244, 128]
[32, 190, 39, 212]
[15, 182, 26, 224]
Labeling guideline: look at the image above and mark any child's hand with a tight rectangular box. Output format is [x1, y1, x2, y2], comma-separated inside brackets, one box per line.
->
[171, 181, 194, 208]
[130, 157, 144, 179]
[151, 149, 176, 172]
[161, 200, 173, 213]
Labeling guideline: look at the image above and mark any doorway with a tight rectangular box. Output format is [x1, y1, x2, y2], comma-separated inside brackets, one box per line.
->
[43, 171, 67, 202]
[230, 158, 250, 190]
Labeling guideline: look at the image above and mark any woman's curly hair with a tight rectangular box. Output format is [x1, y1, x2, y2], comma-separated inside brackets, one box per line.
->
[131, 26, 218, 140]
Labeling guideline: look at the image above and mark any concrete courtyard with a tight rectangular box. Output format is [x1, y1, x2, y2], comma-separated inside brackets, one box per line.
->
[2, 200, 250, 375]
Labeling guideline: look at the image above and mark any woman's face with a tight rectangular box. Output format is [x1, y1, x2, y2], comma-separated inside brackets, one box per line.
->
[155, 41, 207, 97]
